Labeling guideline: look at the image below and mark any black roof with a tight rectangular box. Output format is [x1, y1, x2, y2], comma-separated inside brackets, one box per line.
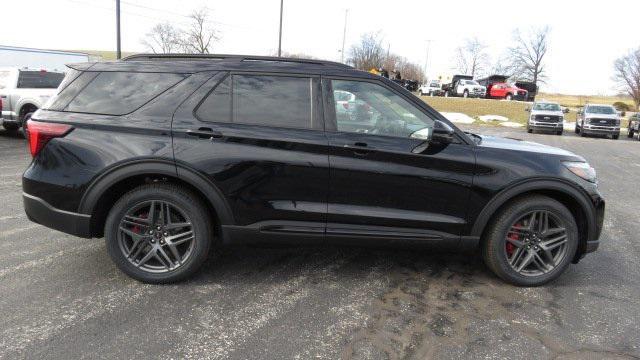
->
[68, 53, 376, 78]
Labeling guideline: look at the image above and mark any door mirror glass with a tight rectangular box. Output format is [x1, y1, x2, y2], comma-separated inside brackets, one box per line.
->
[431, 120, 455, 144]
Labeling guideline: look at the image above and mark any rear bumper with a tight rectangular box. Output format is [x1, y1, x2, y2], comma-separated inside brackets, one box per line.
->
[23, 192, 92, 238]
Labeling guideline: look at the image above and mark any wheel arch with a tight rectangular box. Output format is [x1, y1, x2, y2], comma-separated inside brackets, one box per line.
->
[78, 159, 234, 238]
[471, 179, 597, 261]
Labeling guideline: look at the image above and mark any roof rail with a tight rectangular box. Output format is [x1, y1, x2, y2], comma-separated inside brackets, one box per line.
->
[122, 53, 352, 69]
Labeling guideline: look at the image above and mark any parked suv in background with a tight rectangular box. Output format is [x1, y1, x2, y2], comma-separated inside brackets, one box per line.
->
[0, 67, 65, 132]
[526, 101, 567, 135]
[23, 54, 603, 286]
[575, 104, 621, 139]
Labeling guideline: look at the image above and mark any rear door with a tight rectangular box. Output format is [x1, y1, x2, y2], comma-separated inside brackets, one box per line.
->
[172, 72, 329, 241]
[323, 77, 475, 242]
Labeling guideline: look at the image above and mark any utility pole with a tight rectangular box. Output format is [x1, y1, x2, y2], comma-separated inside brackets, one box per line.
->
[277, 0, 284, 57]
[423, 40, 432, 81]
[340, 9, 348, 63]
[116, 0, 121, 59]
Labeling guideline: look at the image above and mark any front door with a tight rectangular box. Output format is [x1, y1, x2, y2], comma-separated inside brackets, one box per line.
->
[323, 78, 476, 242]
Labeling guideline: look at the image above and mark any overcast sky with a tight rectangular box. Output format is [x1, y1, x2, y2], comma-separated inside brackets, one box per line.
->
[2, 0, 639, 94]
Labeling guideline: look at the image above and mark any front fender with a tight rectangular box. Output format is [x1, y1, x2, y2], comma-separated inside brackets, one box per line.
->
[470, 178, 598, 241]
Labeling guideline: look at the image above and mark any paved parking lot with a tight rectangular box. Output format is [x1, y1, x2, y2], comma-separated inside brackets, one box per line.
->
[1, 127, 639, 359]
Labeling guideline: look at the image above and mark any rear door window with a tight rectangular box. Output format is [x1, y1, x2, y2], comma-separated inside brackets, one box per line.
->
[65, 72, 186, 115]
[17, 71, 64, 89]
[197, 74, 316, 130]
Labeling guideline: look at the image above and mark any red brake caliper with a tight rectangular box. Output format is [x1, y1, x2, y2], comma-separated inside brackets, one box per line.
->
[506, 222, 521, 257]
[132, 212, 148, 234]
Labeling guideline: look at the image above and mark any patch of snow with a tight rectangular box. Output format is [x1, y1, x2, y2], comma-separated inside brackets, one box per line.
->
[501, 121, 523, 128]
[564, 121, 575, 130]
[479, 115, 509, 122]
[439, 112, 475, 124]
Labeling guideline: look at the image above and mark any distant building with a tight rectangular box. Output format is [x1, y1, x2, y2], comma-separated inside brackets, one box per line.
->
[0, 45, 90, 72]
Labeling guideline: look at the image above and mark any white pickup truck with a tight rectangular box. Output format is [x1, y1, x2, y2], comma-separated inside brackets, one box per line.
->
[0, 68, 65, 132]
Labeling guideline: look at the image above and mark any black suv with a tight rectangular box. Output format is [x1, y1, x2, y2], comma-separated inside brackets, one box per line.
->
[23, 54, 604, 286]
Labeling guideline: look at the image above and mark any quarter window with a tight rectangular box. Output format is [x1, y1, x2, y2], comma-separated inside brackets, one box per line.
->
[65, 72, 186, 115]
[331, 80, 434, 138]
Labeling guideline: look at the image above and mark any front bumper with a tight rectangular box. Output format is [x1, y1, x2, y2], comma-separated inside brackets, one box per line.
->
[529, 121, 564, 130]
[23, 193, 92, 238]
[582, 125, 620, 135]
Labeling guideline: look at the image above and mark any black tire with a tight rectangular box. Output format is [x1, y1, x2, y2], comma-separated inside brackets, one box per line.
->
[574, 124, 579, 134]
[2, 122, 19, 131]
[463, 90, 469, 98]
[527, 125, 533, 133]
[556, 130, 563, 136]
[612, 134, 619, 140]
[481, 195, 579, 286]
[105, 183, 213, 283]
[627, 128, 634, 138]
[505, 94, 513, 101]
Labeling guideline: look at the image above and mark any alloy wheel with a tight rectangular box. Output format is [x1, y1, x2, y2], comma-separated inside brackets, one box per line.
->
[117, 200, 195, 273]
[504, 210, 568, 277]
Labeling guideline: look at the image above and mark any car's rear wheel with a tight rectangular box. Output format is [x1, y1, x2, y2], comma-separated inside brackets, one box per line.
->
[505, 94, 513, 101]
[612, 134, 619, 140]
[627, 127, 634, 138]
[481, 195, 578, 286]
[556, 130, 563, 136]
[105, 183, 213, 283]
[463, 90, 469, 98]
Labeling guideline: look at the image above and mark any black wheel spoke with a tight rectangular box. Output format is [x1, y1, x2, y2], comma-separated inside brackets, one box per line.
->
[117, 200, 195, 274]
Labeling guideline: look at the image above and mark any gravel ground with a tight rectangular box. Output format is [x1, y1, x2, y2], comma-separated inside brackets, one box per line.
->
[1, 126, 639, 359]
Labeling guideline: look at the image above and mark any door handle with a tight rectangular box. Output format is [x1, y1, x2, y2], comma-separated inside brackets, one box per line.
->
[343, 142, 371, 156]
[186, 128, 223, 139]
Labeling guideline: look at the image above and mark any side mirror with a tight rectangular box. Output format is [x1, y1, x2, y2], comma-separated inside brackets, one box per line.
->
[563, 108, 570, 114]
[432, 120, 455, 144]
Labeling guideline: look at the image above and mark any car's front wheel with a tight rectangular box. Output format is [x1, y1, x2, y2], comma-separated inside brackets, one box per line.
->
[105, 183, 213, 283]
[481, 195, 578, 286]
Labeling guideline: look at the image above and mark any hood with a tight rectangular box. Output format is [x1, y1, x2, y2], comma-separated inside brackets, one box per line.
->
[585, 113, 618, 119]
[531, 110, 563, 117]
[478, 135, 582, 159]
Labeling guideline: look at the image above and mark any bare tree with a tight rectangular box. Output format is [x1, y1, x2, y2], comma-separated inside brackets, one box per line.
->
[613, 48, 640, 109]
[454, 38, 489, 77]
[508, 27, 550, 85]
[348, 32, 385, 71]
[181, 8, 220, 54]
[141, 22, 181, 54]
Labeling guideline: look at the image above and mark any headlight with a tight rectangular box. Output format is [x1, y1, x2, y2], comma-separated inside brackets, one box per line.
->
[563, 161, 597, 183]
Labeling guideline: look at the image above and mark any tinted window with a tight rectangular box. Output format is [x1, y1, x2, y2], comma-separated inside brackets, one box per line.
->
[65, 72, 186, 115]
[44, 71, 99, 111]
[17, 71, 64, 89]
[331, 80, 434, 138]
[233, 75, 312, 129]
[196, 75, 231, 122]
[585, 106, 616, 115]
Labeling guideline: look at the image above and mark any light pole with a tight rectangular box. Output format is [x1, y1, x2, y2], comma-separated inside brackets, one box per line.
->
[340, 9, 348, 63]
[423, 40, 432, 82]
[116, 0, 121, 59]
[277, 0, 284, 57]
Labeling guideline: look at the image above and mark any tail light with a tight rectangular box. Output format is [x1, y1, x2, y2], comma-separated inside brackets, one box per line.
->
[25, 120, 73, 157]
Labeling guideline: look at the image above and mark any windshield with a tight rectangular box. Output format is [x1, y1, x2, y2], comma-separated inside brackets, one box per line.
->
[586, 106, 616, 115]
[465, 80, 479, 85]
[533, 103, 561, 111]
[429, 82, 439, 87]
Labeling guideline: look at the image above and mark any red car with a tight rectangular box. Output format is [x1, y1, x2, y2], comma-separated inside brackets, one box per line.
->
[477, 75, 528, 101]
